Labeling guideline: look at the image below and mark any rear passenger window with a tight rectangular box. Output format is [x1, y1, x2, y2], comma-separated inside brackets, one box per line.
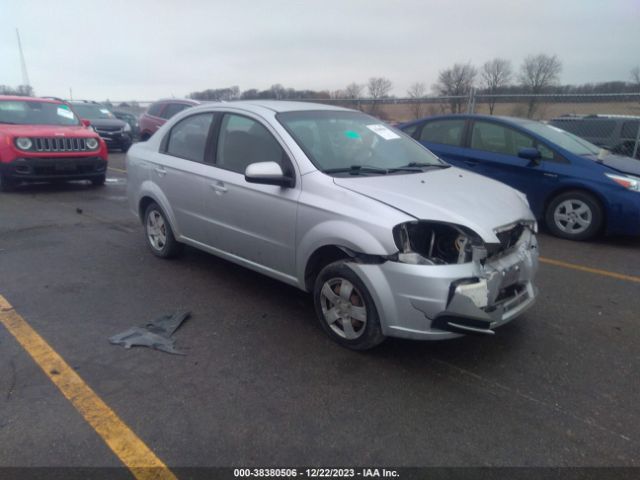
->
[147, 103, 163, 117]
[216, 114, 286, 175]
[165, 113, 214, 162]
[401, 123, 419, 138]
[419, 120, 465, 146]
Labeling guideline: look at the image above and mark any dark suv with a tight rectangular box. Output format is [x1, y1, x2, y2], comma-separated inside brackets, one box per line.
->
[138, 99, 199, 140]
[550, 115, 640, 160]
[69, 101, 133, 152]
[0, 95, 108, 191]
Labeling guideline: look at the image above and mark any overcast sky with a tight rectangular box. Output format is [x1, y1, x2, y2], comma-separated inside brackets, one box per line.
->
[2, 0, 639, 101]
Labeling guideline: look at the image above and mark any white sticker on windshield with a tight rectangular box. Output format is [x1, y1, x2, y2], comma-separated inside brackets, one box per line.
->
[100, 108, 110, 114]
[57, 106, 74, 119]
[366, 124, 401, 140]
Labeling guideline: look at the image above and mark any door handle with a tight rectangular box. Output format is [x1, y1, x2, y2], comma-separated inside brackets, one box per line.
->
[154, 166, 167, 177]
[209, 182, 227, 194]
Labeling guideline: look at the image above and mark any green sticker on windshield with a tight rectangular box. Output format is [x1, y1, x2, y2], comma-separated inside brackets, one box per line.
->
[344, 130, 360, 139]
[59, 104, 70, 110]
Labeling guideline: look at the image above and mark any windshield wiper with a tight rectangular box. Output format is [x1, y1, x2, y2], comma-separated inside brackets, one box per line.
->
[0, 121, 17, 124]
[401, 162, 451, 169]
[322, 165, 390, 175]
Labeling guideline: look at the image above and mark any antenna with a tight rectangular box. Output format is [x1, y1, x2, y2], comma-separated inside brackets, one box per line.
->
[16, 28, 31, 88]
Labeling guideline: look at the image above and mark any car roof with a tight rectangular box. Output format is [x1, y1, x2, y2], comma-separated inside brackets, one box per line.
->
[403, 113, 541, 127]
[0, 95, 62, 104]
[193, 100, 351, 114]
[153, 98, 200, 105]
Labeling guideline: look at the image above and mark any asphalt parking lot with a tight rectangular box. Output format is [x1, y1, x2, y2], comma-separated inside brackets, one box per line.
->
[1, 152, 639, 473]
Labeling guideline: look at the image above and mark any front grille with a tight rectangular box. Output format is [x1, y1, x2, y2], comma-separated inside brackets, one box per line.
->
[33, 137, 88, 152]
[95, 125, 122, 132]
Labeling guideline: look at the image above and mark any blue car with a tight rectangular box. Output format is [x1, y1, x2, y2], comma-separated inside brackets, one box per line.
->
[400, 115, 640, 240]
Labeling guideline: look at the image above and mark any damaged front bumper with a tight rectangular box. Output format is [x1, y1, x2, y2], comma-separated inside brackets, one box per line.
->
[348, 229, 539, 340]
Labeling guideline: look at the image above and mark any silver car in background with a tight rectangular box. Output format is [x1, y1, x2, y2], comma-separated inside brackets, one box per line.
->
[127, 101, 539, 350]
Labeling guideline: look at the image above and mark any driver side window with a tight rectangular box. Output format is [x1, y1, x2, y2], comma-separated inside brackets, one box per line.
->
[216, 114, 288, 175]
[471, 121, 554, 160]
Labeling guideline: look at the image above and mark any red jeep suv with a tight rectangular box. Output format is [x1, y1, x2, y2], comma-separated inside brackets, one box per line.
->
[0, 95, 108, 191]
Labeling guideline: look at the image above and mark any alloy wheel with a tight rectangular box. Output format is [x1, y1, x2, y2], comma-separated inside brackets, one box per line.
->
[319, 278, 368, 340]
[146, 210, 167, 251]
[553, 199, 592, 235]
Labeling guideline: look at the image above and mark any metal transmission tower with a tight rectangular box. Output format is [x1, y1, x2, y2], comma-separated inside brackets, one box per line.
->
[16, 28, 31, 88]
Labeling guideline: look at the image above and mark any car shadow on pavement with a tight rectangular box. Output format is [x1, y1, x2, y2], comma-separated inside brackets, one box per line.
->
[8, 180, 100, 195]
[179, 244, 527, 372]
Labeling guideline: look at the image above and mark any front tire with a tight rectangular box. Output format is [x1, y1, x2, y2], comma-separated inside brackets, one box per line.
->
[313, 261, 385, 350]
[545, 190, 603, 241]
[143, 202, 182, 258]
[0, 171, 16, 192]
[91, 174, 106, 186]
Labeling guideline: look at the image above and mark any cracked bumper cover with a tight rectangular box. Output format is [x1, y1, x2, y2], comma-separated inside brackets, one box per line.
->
[348, 229, 539, 340]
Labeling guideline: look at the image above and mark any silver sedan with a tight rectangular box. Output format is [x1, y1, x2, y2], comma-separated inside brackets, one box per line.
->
[127, 101, 539, 350]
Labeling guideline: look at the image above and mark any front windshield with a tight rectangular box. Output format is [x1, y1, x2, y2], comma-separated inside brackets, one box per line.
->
[277, 110, 445, 174]
[524, 122, 601, 156]
[72, 104, 115, 120]
[0, 100, 80, 126]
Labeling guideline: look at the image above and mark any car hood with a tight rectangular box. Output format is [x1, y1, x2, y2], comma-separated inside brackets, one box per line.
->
[333, 167, 535, 243]
[88, 118, 126, 128]
[0, 124, 96, 137]
[584, 153, 640, 177]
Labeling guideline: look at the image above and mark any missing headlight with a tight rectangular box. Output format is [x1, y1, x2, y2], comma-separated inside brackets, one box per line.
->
[392, 221, 484, 265]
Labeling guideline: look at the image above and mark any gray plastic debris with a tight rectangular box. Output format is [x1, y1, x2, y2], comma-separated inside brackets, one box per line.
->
[109, 310, 191, 355]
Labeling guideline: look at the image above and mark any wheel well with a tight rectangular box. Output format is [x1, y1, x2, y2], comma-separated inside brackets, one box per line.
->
[543, 187, 607, 229]
[304, 246, 351, 292]
[138, 196, 156, 223]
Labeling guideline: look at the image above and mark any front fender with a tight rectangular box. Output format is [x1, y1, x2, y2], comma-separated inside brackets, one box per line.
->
[296, 219, 395, 288]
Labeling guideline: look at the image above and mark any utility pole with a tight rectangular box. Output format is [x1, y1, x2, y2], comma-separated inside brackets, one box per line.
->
[16, 29, 31, 89]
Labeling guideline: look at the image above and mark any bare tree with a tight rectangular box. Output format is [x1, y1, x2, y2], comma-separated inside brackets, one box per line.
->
[367, 77, 393, 116]
[269, 84, 286, 100]
[343, 82, 364, 110]
[481, 58, 512, 114]
[519, 54, 562, 118]
[433, 63, 477, 113]
[407, 82, 427, 119]
[344, 82, 364, 99]
[631, 66, 640, 88]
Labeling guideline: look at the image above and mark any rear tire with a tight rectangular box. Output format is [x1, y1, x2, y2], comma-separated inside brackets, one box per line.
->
[545, 190, 603, 241]
[143, 202, 182, 258]
[313, 260, 385, 350]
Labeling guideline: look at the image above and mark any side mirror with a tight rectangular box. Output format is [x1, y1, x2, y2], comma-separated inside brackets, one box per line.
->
[81, 119, 91, 127]
[518, 147, 542, 165]
[245, 161, 294, 188]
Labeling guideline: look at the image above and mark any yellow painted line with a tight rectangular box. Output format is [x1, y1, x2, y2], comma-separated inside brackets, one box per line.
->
[108, 167, 127, 173]
[540, 257, 640, 284]
[0, 295, 176, 480]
